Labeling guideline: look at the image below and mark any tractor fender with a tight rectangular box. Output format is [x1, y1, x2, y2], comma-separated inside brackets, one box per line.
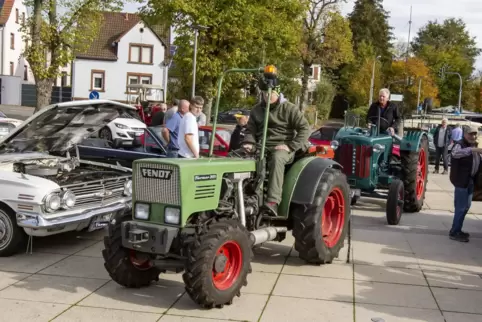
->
[278, 157, 342, 218]
[400, 130, 428, 152]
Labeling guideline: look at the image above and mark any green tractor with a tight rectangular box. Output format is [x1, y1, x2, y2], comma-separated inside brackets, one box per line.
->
[102, 65, 351, 308]
[331, 111, 429, 225]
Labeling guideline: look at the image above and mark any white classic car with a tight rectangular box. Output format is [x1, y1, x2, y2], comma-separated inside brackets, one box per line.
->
[0, 118, 23, 139]
[0, 100, 134, 256]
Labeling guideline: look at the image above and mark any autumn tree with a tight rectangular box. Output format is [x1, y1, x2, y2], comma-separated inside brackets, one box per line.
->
[21, 0, 124, 111]
[411, 18, 481, 106]
[142, 0, 304, 123]
[300, 4, 354, 110]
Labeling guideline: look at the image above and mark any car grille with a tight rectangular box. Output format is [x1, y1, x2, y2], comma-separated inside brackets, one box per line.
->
[62, 176, 130, 209]
[133, 162, 180, 206]
[335, 143, 371, 178]
[131, 127, 144, 131]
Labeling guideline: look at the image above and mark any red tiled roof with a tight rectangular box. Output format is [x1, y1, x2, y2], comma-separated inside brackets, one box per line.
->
[0, 0, 14, 25]
[76, 11, 170, 61]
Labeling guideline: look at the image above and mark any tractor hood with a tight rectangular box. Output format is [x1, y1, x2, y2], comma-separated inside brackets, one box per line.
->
[0, 100, 138, 155]
[334, 127, 392, 145]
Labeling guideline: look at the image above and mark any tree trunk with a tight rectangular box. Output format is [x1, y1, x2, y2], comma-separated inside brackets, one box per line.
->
[34, 79, 54, 113]
[299, 63, 311, 111]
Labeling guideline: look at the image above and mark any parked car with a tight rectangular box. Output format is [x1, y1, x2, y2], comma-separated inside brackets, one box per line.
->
[0, 100, 135, 256]
[99, 112, 147, 145]
[216, 109, 250, 124]
[0, 118, 23, 139]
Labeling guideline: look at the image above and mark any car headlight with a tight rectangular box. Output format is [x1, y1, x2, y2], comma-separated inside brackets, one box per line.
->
[330, 140, 339, 150]
[114, 123, 129, 129]
[60, 190, 76, 208]
[134, 203, 150, 220]
[165, 207, 180, 225]
[44, 193, 61, 212]
[123, 180, 132, 196]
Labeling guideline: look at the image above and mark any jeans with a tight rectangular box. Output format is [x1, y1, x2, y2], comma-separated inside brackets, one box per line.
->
[451, 181, 474, 234]
[435, 146, 448, 171]
[166, 149, 179, 158]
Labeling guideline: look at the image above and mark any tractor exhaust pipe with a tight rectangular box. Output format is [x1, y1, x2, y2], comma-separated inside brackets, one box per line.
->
[250, 227, 287, 245]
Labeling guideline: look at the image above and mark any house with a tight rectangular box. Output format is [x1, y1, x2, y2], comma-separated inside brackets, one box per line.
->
[72, 12, 171, 102]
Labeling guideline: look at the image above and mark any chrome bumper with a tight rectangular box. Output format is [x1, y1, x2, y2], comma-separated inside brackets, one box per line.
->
[16, 201, 132, 229]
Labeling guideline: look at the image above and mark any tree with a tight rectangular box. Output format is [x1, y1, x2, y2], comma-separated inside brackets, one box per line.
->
[348, 0, 394, 64]
[312, 75, 336, 120]
[300, 4, 354, 110]
[411, 18, 482, 106]
[21, 0, 124, 111]
[142, 0, 305, 123]
[387, 57, 439, 111]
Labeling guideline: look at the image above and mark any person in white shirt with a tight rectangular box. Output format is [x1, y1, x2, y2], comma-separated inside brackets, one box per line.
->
[178, 97, 203, 158]
[192, 96, 206, 126]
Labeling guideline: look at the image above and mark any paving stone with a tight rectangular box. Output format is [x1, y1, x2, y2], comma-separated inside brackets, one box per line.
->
[38, 255, 110, 280]
[432, 288, 482, 314]
[75, 241, 104, 258]
[424, 270, 482, 290]
[0, 298, 69, 322]
[54, 306, 161, 321]
[242, 272, 278, 295]
[260, 296, 354, 322]
[443, 312, 482, 322]
[282, 257, 353, 280]
[0, 274, 106, 304]
[168, 293, 267, 322]
[354, 264, 427, 286]
[353, 242, 419, 269]
[0, 271, 30, 290]
[32, 234, 99, 255]
[355, 303, 444, 322]
[159, 316, 232, 322]
[0, 252, 67, 274]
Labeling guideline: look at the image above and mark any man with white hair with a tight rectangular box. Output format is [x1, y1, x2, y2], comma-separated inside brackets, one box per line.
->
[433, 118, 451, 174]
[366, 88, 400, 135]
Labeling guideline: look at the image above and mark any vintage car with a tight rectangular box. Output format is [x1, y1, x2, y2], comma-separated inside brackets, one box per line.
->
[0, 118, 23, 139]
[0, 100, 135, 256]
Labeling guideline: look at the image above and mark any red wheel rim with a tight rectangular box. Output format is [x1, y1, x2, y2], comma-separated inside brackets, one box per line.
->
[396, 187, 404, 218]
[129, 250, 153, 270]
[416, 148, 426, 200]
[321, 187, 345, 248]
[212, 241, 243, 291]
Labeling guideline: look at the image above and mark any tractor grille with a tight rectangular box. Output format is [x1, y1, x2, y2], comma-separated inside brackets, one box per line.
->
[133, 162, 181, 205]
[335, 144, 371, 178]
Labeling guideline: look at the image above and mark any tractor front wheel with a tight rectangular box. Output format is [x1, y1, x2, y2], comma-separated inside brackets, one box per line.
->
[386, 180, 404, 225]
[401, 135, 429, 212]
[102, 211, 161, 288]
[183, 219, 253, 308]
[292, 168, 350, 264]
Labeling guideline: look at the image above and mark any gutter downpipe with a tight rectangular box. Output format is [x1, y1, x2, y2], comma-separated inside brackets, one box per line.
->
[0, 25, 4, 75]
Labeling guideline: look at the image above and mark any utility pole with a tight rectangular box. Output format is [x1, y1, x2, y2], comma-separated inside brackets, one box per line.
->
[368, 56, 381, 106]
[405, 5, 412, 84]
[190, 24, 208, 98]
[440, 66, 463, 113]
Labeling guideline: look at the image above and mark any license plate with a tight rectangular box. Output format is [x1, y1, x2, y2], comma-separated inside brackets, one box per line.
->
[88, 213, 113, 232]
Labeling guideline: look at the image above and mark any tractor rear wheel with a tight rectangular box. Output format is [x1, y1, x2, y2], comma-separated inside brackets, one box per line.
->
[386, 179, 404, 225]
[183, 219, 252, 308]
[102, 211, 161, 288]
[292, 168, 350, 264]
[401, 135, 429, 212]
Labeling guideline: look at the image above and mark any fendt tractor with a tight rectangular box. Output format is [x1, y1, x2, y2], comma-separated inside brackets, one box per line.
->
[331, 112, 429, 225]
[102, 65, 351, 308]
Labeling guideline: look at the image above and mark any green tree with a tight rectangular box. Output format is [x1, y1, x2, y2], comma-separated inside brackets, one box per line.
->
[347, 0, 394, 63]
[411, 18, 482, 106]
[21, 0, 124, 111]
[312, 75, 336, 121]
[300, 5, 354, 110]
[142, 0, 304, 123]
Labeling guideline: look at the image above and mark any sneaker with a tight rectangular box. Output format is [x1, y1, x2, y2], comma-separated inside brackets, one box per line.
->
[433, 169, 439, 174]
[449, 232, 469, 242]
[441, 170, 447, 175]
[461, 231, 470, 238]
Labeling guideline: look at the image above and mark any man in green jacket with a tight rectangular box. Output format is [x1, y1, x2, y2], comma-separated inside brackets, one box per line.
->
[242, 85, 311, 215]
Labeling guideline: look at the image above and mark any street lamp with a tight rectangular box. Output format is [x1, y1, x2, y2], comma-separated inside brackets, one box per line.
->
[445, 71, 463, 113]
[368, 55, 381, 106]
[416, 76, 425, 111]
[190, 24, 208, 98]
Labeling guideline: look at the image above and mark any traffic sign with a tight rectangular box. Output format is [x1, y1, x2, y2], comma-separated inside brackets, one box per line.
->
[89, 91, 100, 99]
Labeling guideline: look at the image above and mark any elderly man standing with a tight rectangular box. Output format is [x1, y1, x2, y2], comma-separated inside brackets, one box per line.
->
[449, 125, 482, 242]
[451, 123, 462, 144]
[433, 118, 451, 174]
[162, 99, 190, 158]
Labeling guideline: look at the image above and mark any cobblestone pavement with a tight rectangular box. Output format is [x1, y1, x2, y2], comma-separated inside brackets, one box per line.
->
[1, 167, 482, 321]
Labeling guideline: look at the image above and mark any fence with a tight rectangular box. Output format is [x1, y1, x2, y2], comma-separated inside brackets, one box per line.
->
[21, 84, 72, 107]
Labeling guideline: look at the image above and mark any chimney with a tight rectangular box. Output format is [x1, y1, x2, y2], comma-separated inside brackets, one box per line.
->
[123, 13, 129, 20]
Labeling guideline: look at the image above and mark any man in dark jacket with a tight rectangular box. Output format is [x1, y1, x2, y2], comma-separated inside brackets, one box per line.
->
[150, 103, 167, 126]
[242, 85, 310, 215]
[433, 118, 451, 174]
[229, 111, 249, 152]
[366, 88, 400, 135]
[449, 125, 482, 242]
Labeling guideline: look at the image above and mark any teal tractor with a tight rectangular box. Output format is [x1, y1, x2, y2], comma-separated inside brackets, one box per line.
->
[331, 112, 429, 225]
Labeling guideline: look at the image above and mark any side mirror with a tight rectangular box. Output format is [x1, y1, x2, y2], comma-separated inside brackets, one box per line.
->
[112, 138, 123, 149]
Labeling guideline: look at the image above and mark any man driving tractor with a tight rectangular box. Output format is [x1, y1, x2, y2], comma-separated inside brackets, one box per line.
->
[366, 88, 400, 135]
[241, 80, 310, 215]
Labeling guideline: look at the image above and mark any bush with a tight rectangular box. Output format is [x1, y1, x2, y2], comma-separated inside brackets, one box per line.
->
[313, 77, 336, 121]
[348, 106, 369, 127]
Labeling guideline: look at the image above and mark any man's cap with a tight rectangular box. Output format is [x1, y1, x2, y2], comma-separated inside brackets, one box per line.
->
[234, 110, 250, 118]
[464, 124, 479, 134]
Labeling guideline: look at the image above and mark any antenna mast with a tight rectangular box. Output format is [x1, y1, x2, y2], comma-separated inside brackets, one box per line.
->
[405, 5, 413, 84]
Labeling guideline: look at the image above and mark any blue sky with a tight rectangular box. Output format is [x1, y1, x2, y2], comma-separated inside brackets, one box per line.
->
[124, 1, 482, 70]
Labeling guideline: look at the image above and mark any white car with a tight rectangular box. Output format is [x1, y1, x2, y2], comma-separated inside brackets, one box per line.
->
[99, 115, 146, 143]
[0, 118, 23, 139]
[0, 100, 134, 256]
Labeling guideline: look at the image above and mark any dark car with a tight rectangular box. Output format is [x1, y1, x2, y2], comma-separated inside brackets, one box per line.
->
[216, 109, 250, 124]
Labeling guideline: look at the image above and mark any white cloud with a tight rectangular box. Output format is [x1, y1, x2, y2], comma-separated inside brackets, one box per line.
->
[340, 0, 482, 70]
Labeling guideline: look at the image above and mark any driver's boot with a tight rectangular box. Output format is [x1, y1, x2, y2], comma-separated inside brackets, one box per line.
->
[263, 202, 278, 216]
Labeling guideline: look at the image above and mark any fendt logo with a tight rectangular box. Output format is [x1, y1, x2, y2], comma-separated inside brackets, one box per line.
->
[140, 167, 172, 180]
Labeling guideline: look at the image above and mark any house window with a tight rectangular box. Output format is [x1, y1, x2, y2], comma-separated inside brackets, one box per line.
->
[91, 70, 105, 91]
[61, 72, 68, 87]
[10, 62, 14, 76]
[24, 65, 27, 81]
[22, 12, 25, 24]
[126, 73, 152, 92]
[129, 44, 153, 64]
[15, 9, 18, 23]
[309, 67, 314, 78]
[10, 33, 14, 49]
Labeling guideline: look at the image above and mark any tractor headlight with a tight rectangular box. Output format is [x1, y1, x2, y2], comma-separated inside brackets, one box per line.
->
[165, 207, 180, 225]
[373, 144, 385, 153]
[134, 203, 150, 220]
[44, 193, 61, 212]
[60, 190, 76, 209]
[330, 140, 339, 150]
[123, 180, 132, 196]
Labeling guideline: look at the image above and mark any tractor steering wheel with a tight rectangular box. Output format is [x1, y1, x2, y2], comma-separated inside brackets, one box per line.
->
[368, 116, 391, 130]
